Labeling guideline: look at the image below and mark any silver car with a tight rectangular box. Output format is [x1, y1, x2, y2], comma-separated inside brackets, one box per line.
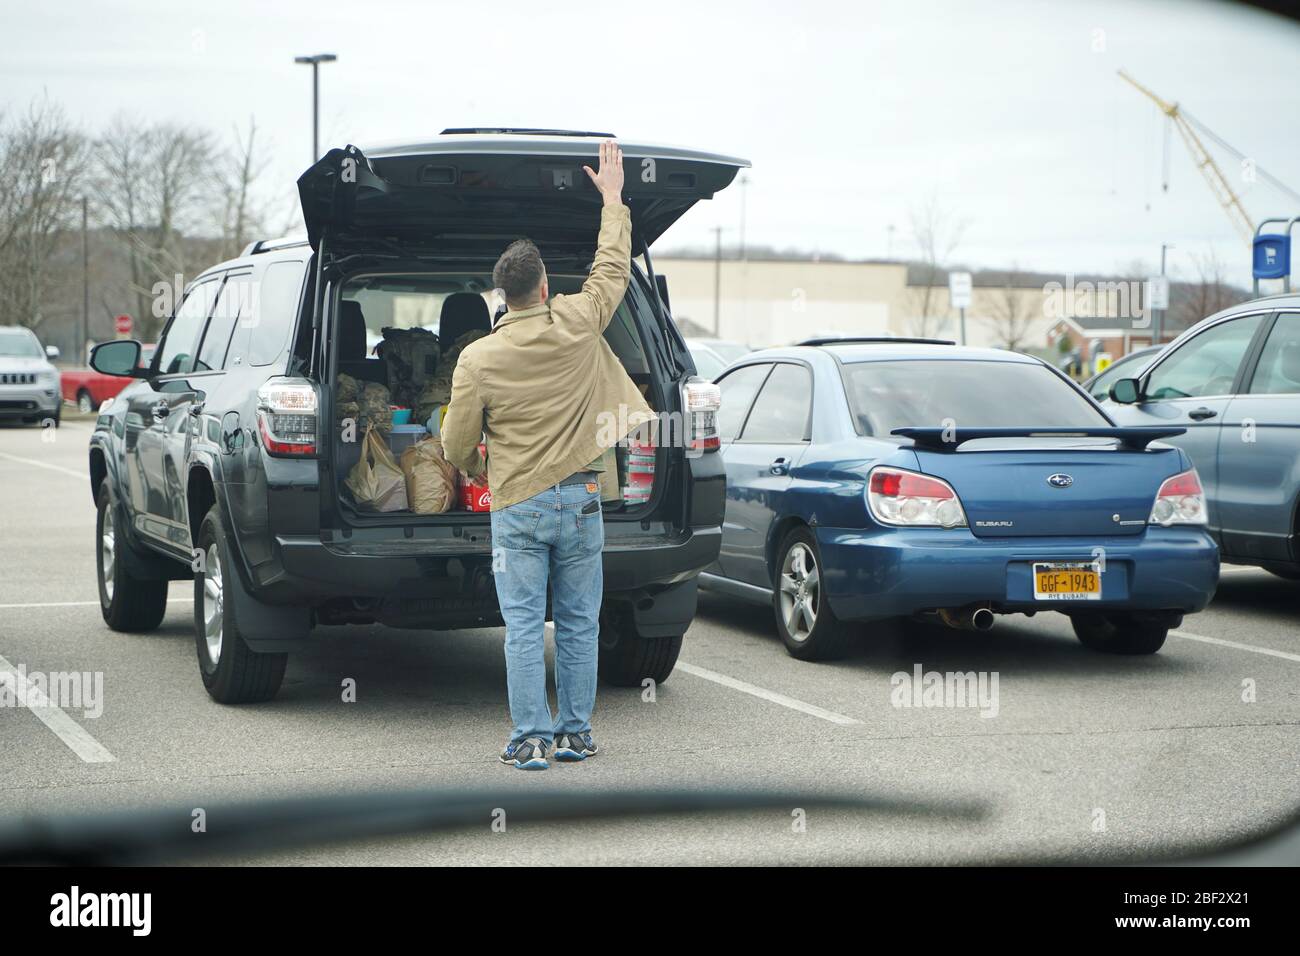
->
[0, 326, 61, 427]
[1106, 295, 1300, 579]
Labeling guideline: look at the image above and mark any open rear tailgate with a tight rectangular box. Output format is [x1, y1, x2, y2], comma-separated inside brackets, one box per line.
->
[297, 134, 749, 252]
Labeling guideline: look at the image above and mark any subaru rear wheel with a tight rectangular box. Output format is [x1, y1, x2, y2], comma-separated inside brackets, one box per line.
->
[772, 526, 853, 660]
[1071, 612, 1169, 655]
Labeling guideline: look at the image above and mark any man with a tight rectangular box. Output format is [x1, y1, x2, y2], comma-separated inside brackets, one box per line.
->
[442, 140, 653, 770]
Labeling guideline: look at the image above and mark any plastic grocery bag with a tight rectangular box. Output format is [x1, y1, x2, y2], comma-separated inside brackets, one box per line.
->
[401, 437, 459, 514]
[345, 425, 409, 512]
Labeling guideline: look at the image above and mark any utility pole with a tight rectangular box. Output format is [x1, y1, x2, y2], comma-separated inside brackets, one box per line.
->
[81, 196, 89, 364]
[294, 53, 337, 163]
[712, 226, 724, 335]
[1157, 243, 1172, 343]
[738, 174, 749, 260]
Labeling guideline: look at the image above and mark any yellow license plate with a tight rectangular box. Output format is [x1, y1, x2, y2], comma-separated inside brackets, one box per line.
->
[1033, 562, 1101, 600]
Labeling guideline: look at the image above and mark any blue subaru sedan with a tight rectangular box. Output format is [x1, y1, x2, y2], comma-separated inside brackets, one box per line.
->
[698, 338, 1219, 660]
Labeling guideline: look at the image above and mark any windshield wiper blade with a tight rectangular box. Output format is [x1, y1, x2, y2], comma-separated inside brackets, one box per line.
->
[0, 786, 988, 866]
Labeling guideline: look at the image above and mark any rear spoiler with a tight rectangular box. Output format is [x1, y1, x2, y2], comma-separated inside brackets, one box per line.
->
[891, 426, 1186, 451]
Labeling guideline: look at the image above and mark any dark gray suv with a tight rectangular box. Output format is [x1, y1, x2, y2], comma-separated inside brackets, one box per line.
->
[87, 130, 746, 703]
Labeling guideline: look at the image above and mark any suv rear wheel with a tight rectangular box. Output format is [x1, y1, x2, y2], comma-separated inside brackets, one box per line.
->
[772, 526, 854, 660]
[597, 603, 682, 686]
[1071, 612, 1169, 655]
[194, 505, 287, 704]
[96, 482, 168, 632]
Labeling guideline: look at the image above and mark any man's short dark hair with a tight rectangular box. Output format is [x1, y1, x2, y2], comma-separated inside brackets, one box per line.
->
[493, 239, 545, 307]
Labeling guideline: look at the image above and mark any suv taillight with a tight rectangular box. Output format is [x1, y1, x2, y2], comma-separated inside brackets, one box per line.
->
[682, 378, 721, 455]
[1149, 469, 1207, 526]
[257, 377, 318, 456]
[867, 466, 968, 528]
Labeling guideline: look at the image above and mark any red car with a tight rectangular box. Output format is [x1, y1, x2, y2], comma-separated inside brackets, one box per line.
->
[61, 345, 155, 413]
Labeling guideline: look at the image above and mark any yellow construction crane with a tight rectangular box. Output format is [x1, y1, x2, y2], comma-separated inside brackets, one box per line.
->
[1117, 69, 1255, 242]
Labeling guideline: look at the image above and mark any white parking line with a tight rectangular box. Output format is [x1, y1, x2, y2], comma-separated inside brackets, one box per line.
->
[676, 661, 862, 725]
[0, 653, 116, 763]
[0, 598, 189, 610]
[1171, 629, 1300, 664]
[0, 450, 85, 479]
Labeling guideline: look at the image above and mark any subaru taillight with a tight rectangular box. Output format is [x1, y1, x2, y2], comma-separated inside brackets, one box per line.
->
[682, 378, 721, 455]
[1149, 469, 1207, 526]
[257, 377, 318, 457]
[867, 466, 967, 528]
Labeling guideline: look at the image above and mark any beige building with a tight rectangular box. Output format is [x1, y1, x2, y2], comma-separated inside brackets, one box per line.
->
[654, 256, 1154, 356]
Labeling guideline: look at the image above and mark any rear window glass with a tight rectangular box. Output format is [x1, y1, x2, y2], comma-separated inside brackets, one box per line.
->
[337, 272, 650, 375]
[841, 359, 1107, 436]
[249, 260, 308, 367]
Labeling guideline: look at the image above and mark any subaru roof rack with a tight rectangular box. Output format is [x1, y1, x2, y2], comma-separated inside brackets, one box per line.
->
[796, 336, 956, 347]
[440, 127, 616, 138]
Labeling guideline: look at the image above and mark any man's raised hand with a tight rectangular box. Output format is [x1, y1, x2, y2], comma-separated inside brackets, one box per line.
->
[583, 139, 625, 206]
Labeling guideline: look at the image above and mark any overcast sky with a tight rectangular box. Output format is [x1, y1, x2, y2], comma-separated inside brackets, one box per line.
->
[5, 0, 1299, 287]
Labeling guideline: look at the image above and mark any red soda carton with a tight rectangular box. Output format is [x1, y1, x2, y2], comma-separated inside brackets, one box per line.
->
[460, 443, 491, 511]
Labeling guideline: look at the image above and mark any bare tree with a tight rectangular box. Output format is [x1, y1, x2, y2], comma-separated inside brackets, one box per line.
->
[92, 115, 216, 340]
[214, 117, 270, 261]
[1175, 248, 1242, 333]
[0, 97, 88, 330]
[904, 196, 966, 337]
[984, 266, 1035, 351]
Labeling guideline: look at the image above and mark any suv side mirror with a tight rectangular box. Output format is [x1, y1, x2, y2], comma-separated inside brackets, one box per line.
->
[44, 345, 61, 361]
[91, 340, 147, 378]
[1108, 377, 1141, 404]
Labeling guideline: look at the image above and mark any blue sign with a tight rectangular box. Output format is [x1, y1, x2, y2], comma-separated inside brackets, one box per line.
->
[1253, 234, 1291, 280]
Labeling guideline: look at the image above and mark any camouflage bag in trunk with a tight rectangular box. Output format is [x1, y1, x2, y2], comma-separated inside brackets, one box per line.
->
[378, 326, 441, 411]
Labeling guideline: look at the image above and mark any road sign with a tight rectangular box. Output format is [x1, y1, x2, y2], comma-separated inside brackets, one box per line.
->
[1146, 276, 1169, 311]
[115, 314, 132, 336]
[948, 272, 972, 310]
[1252, 234, 1291, 280]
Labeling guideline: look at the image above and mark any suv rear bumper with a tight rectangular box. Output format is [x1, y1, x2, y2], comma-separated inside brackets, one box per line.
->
[245, 526, 720, 633]
[272, 526, 716, 594]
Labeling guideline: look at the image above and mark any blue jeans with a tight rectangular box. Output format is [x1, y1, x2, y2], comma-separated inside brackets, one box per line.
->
[490, 479, 604, 745]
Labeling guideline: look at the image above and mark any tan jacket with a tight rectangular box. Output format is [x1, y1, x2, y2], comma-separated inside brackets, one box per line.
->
[441, 203, 655, 511]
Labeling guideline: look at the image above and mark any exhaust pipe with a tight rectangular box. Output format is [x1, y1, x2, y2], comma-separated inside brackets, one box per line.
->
[938, 606, 996, 632]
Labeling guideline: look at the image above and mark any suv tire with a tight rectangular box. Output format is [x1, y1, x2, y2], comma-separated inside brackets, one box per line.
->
[1071, 612, 1169, 655]
[597, 603, 682, 686]
[195, 504, 288, 704]
[772, 525, 854, 660]
[96, 481, 168, 632]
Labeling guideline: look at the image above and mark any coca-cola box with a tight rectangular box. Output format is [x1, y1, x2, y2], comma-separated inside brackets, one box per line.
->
[460, 479, 492, 512]
[460, 443, 491, 511]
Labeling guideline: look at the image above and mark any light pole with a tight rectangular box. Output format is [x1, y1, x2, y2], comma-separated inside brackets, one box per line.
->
[294, 53, 337, 163]
[1156, 242, 1174, 344]
[711, 226, 726, 336]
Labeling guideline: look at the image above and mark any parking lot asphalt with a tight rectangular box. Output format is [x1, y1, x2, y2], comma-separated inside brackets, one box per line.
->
[1, 417, 1297, 864]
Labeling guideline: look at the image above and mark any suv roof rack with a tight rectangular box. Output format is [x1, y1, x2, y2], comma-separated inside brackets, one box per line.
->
[796, 336, 956, 347]
[440, 127, 615, 138]
[240, 235, 310, 257]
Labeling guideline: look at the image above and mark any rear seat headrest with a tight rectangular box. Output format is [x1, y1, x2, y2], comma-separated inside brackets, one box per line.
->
[339, 300, 368, 360]
[440, 293, 491, 346]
